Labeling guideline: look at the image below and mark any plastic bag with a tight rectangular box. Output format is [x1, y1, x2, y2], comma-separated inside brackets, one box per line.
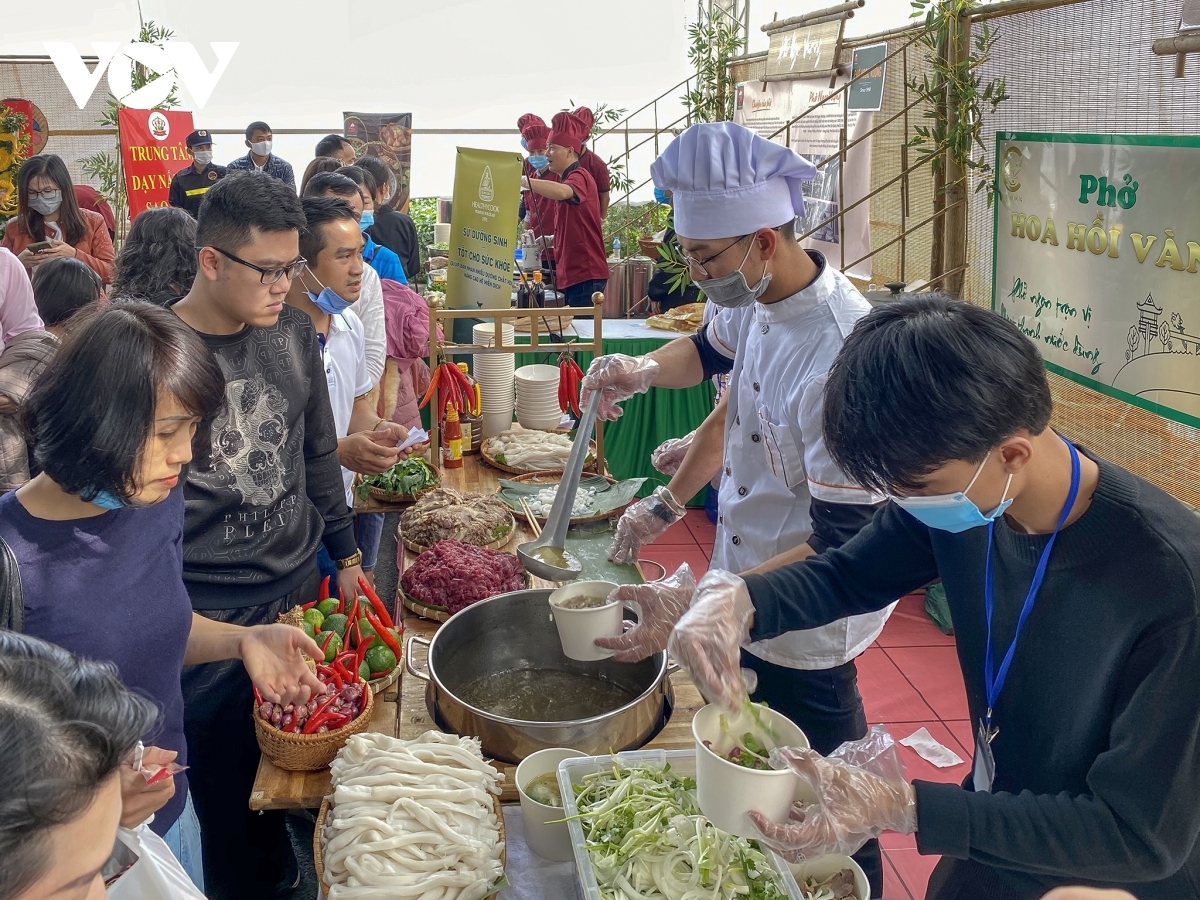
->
[107, 824, 206, 900]
[827, 724, 907, 783]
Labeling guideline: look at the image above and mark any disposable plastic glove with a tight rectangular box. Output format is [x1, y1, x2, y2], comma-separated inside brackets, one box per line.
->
[666, 569, 756, 711]
[593, 563, 697, 662]
[608, 495, 681, 564]
[651, 430, 696, 476]
[750, 727, 916, 862]
[579, 354, 660, 421]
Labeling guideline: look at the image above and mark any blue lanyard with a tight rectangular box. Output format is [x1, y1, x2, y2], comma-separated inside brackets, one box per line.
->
[982, 439, 1080, 729]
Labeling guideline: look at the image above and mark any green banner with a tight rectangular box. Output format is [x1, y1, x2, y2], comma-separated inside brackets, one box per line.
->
[447, 147, 521, 309]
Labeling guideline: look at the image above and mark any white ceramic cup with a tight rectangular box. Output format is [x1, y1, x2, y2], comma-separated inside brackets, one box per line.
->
[549, 581, 637, 661]
[515, 748, 587, 861]
[692, 703, 816, 839]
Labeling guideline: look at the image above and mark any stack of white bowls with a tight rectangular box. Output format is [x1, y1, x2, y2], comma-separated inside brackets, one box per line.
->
[473, 322, 516, 438]
[515, 364, 563, 431]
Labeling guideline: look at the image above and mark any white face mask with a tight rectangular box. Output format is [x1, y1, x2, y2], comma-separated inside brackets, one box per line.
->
[250, 140, 272, 157]
[699, 240, 771, 309]
[192, 150, 213, 167]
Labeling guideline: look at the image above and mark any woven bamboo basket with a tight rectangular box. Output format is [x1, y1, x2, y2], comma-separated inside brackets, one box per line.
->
[252, 684, 375, 772]
[314, 790, 506, 897]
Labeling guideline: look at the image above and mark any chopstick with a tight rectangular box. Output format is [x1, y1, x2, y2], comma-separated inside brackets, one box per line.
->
[519, 498, 542, 538]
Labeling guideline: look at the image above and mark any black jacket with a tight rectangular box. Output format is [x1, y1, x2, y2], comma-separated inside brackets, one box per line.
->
[367, 204, 421, 281]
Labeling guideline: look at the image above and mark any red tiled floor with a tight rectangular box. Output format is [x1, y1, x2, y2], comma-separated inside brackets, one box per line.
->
[875, 594, 957, 648]
[886, 848, 940, 900]
[639, 546, 709, 578]
[655, 518, 700, 546]
[883, 721, 971, 786]
[856, 648, 938, 723]
[883, 853, 916, 900]
[880, 830, 917, 851]
[683, 509, 717, 548]
[942, 720, 976, 760]
[883, 647, 969, 722]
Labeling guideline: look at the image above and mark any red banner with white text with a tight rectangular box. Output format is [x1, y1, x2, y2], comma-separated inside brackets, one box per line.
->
[118, 108, 194, 219]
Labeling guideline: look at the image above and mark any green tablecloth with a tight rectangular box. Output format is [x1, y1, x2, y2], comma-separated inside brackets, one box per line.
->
[514, 336, 716, 501]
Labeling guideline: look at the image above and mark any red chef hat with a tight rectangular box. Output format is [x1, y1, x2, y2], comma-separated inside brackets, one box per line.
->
[572, 106, 595, 133]
[521, 123, 550, 152]
[549, 111, 589, 155]
[517, 113, 546, 133]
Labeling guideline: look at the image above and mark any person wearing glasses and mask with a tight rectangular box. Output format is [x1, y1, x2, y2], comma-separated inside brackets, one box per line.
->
[226, 121, 295, 188]
[170, 172, 366, 899]
[168, 130, 227, 219]
[580, 122, 890, 895]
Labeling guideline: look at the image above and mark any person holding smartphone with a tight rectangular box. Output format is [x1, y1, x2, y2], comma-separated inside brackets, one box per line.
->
[1, 154, 116, 284]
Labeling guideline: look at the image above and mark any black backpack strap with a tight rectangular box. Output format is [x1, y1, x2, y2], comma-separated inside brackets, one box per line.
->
[0, 535, 23, 633]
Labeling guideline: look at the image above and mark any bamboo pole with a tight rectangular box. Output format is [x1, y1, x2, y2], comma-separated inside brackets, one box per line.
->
[761, 1, 863, 33]
[941, 8, 971, 298]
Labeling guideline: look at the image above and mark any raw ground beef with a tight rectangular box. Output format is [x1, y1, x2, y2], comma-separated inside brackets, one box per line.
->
[401, 539, 526, 613]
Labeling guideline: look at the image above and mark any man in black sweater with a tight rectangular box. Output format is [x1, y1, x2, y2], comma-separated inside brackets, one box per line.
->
[617, 295, 1200, 899]
[172, 173, 368, 899]
[356, 155, 421, 281]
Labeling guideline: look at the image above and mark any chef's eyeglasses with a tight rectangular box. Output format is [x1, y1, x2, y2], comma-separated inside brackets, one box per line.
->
[683, 233, 754, 278]
[204, 247, 308, 284]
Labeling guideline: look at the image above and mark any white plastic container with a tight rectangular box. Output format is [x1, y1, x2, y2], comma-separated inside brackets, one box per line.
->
[693, 703, 816, 839]
[548, 582, 625, 661]
[515, 747, 587, 861]
[790, 854, 870, 900]
[557, 749, 807, 900]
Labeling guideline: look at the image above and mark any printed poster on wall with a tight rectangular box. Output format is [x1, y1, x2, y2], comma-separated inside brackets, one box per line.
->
[118, 108, 194, 219]
[765, 20, 841, 78]
[848, 42, 887, 112]
[447, 147, 521, 309]
[343, 111, 412, 210]
[734, 79, 874, 279]
[992, 132, 1200, 427]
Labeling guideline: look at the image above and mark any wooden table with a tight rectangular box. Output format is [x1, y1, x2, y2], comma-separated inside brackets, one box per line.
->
[250, 454, 705, 811]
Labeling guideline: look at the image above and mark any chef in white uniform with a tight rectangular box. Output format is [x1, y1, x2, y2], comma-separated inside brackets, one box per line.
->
[581, 122, 893, 897]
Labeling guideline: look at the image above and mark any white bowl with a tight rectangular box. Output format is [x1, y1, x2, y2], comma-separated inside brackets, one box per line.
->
[515, 364, 560, 384]
[481, 410, 514, 437]
[516, 748, 587, 861]
[548, 582, 624, 661]
[789, 855, 870, 900]
[693, 703, 815, 839]
[517, 413, 565, 431]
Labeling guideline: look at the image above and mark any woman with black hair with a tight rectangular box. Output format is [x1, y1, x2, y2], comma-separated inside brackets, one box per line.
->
[1, 154, 116, 283]
[357, 155, 421, 281]
[110, 206, 199, 304]
[0, 300, 325, 888]
[0, 631, 160, 900]
[0, 257, 103, 491]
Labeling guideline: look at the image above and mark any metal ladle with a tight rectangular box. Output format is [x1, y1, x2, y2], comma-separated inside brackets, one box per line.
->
[517, 387, 602, 582]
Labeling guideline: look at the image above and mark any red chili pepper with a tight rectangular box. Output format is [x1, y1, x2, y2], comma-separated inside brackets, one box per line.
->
[324, 712, 353, 730]
[358, 577, 394, 629]
[301, 694, 339, 733]
[301, 599, 319, 610]
[354, 634, 375, 678]
[320, 631, 336, 660]
[348, 595, 361, 646]
[365, 608, 402, 661]
[319, 575, 331, 601]
[418, 364, 443, 409]
[337, 588, 345, 614]
[252, 686, 264, 705]
[329, 668, 343, 690]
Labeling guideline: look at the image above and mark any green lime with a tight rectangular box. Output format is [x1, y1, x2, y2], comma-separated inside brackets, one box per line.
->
[317, 598, 339, 618]
[301, 620, 316, 640]
[302, 608, 324, 630]
[321, 631, 343, 663]
[359, 660, 372, 681]
[365, 644, 397, 676]
[321, 613, 348, 638]
[357, 617, 378, 642]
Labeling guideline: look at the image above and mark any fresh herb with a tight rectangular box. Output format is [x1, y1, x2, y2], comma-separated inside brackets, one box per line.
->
[357, 457, 439, 500]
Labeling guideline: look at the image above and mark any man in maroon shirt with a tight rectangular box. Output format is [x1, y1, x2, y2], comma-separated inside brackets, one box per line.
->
[523, 111, 609, 309]
[573, 106, 612, 218]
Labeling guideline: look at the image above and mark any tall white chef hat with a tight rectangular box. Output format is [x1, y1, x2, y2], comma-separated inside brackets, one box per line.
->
[650, 122, 816, 240]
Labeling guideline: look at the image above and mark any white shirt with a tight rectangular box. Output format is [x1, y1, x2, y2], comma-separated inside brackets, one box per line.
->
[321, 309, 374, 507]
[705, 256, 896, 669]
[356, 266, 387, 388]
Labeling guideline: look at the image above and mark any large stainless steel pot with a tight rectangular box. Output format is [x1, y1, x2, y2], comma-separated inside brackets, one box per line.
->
[405, 588, 673, 763]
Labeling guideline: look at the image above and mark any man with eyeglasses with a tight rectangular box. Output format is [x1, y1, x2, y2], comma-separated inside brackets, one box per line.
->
[171, 172, 367, 900]
[580, 121, 891, 896]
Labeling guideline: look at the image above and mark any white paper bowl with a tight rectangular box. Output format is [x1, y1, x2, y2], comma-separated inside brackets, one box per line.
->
[789, 854, 870, 900]
[693, 703, 814, 839]
[481, 410, 514, 437]
[517, 412, 567, 431]
[549, 581, 623, 661]
[515, 364, 560, 384]
[516, 748, 587, 861]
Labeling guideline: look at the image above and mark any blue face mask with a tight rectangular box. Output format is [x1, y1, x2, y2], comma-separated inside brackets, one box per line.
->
[654, 187, 670, 205]
[359, 210, 375, 230]
[528, 155, 548, 171]
[520, 138, 528, 150]
[891, 455, 1014, 533]
[303, 270, 353, 315]
[91, 490, 126, 510]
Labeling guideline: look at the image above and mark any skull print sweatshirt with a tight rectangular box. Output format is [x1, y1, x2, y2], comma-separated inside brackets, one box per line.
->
[178, 304, 358, 609]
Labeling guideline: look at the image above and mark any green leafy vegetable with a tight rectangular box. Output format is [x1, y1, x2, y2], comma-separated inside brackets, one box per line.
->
[357, 457, 439, 500]
[496, 476, 647, 518]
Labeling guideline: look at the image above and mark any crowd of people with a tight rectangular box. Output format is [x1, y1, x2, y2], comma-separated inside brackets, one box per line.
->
[0, 114, 1194, 900]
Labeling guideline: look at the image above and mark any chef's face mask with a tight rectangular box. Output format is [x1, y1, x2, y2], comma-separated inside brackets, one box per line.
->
[697, 239, 771, 309]
[528, 154, 548, 171]
[890, 454, 1014, 533]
